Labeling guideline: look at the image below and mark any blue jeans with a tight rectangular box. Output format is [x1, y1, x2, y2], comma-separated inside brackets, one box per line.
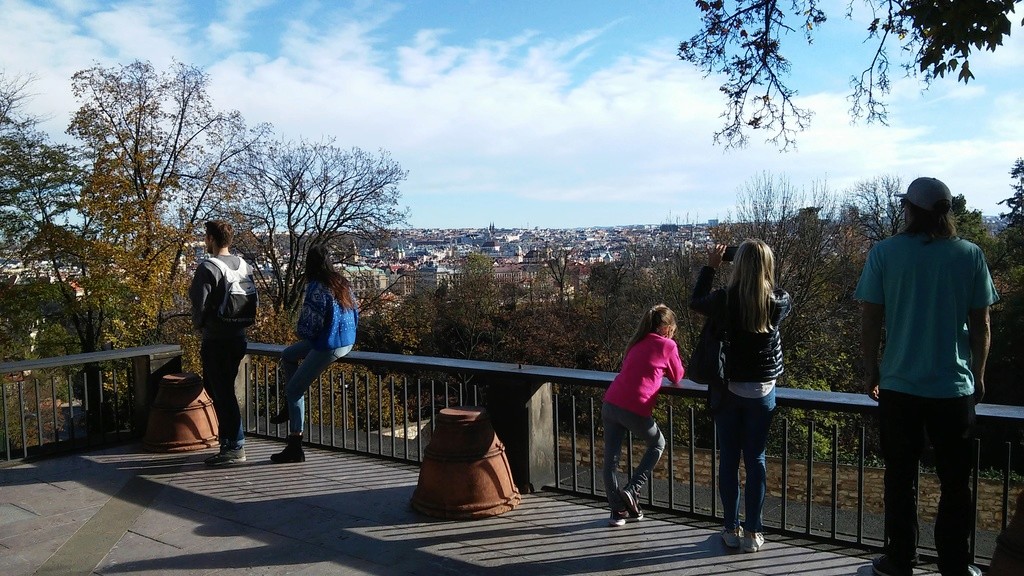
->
[715, 388, 775, 533]
[602, 402, 665, 509]
[281, 340, 352, 435]
[878, 390, 975, 575]
[200, 336, 247, 450]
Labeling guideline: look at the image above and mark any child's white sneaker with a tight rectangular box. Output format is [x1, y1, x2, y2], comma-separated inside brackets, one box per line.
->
[721, 527, 743, 548]
[741, 531, 765, 552]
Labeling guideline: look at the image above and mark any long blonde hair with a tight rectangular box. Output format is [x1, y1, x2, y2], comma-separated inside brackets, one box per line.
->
[727, 239, 776, 333]
[623, 304, 677, 361]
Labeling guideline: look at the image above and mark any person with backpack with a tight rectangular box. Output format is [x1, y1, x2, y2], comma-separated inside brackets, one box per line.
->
[690, 240, 791, 553]
[268, 243, 358, 463]
[189, 219, 258, 467]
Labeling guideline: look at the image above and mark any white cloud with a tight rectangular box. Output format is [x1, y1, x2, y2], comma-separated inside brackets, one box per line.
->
[1, 0, 1020, 227]
[81, 1, 195, 66]
[205, 0, 275, 51]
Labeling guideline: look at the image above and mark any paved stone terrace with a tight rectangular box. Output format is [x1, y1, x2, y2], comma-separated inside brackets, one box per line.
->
[0, 438, 942, 575]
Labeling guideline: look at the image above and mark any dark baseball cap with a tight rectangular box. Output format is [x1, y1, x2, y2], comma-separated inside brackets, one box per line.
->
[898, 177, 952, 211]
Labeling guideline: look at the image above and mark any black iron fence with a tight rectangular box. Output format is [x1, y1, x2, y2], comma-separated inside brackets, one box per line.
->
[3, 344, 1023, 569]
[0, 345, 181, 461]
[243, 344, 1024, 568]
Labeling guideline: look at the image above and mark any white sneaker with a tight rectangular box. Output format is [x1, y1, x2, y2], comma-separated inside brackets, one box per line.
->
[608, 509, 628, 527]
[741, 531, 764, 552]
[721, 527, 742, 549]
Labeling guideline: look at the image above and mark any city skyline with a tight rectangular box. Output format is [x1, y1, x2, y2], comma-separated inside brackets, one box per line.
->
[1, 0, 1022, 229]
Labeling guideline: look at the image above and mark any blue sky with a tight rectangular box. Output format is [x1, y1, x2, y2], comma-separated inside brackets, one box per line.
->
[2, 0, 1022, 229]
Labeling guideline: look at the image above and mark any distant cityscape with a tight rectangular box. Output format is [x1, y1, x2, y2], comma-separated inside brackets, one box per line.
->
[2, 215, 1008, 305]
[312, 221, 721, 301]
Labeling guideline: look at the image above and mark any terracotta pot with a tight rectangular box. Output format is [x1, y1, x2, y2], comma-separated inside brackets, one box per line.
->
[990, 488, 1024, 576]
[411, 406, 521, 519]
[143, 372, 219, 452]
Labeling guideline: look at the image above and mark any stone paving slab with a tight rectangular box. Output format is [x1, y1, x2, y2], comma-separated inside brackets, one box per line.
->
[0, 438, 944, 575]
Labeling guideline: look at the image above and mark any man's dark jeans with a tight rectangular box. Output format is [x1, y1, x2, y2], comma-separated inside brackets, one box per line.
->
[878, 389, 976, 576]
[200, 336, 247, 450]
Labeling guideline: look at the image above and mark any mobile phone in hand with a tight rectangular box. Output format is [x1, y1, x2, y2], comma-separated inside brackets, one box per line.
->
[723, 246, 738, 261]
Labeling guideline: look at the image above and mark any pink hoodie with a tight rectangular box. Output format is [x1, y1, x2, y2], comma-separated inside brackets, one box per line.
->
[603, 333, 685, 417]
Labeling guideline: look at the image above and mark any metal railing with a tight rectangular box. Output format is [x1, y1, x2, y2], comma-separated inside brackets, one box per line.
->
[243, 344, 1024, 568]
[4, 344, 1022, 569]
[0, 345, 181, 461]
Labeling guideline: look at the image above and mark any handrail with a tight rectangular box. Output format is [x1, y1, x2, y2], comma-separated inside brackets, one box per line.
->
[245, 343, 1024, 423]
[0, 345, 182, 374]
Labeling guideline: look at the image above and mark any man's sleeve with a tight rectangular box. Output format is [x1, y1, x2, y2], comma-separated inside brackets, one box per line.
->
[972, 251, 1000, 308]
[189, 263, 212, 330]
[854, 247, 883, 304]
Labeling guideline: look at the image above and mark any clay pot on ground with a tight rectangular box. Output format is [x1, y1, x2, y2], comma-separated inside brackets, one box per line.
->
[411, 406, 521, 519]
[142, 372, 219, 452]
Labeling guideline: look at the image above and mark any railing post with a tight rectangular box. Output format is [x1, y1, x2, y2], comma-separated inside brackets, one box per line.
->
[485, 380, 555, 493]
[130, 348, 183, 434]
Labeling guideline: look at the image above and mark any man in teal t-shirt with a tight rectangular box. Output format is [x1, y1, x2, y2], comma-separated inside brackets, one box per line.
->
[855, 177, 998, 576]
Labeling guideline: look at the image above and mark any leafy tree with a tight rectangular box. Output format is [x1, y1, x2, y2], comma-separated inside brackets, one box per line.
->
[952, 194, 995, 251]
[359, 288, 440, 356]
[0, 77, 98, 357]
[988, 160, 1024, 408]
[67, 60, 254, 347]
[678, 0, 1022, 148]
[230, 137, 408, 317]
[1000, 157, 1024, 232]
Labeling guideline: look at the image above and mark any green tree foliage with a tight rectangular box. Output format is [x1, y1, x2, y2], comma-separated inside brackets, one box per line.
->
[1001, 158, 1024, 232]
[678, 0, 1022, 148]
[988, 159, 1024, 409]
[0, 79, 99, 357]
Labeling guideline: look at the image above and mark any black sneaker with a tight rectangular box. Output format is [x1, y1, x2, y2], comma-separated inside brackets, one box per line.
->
[619, 487, 641, 518]
[872, 555, 912, 576]
[205, 447, 246, 467]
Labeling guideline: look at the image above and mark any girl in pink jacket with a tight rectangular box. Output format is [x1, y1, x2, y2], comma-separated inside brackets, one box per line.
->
[603, 304, 685, 526]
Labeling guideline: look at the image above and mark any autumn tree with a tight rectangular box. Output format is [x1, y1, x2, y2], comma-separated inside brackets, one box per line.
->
[678, 0, 1022, 148]
[67, 60, 254, 348]
[0, 73, 104, 359]
[229, 137, 408, 326]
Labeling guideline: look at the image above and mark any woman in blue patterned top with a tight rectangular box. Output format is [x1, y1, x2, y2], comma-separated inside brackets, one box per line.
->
[270, 243, 358, 463]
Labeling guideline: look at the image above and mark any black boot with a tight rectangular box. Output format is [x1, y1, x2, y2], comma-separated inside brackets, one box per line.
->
[270, 435, 305, 464]
[269, 407, 289, 425]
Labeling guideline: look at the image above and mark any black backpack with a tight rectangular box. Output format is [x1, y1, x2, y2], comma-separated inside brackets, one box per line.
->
[688, 291, 730, 412]
[206, 257, 258, 327]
